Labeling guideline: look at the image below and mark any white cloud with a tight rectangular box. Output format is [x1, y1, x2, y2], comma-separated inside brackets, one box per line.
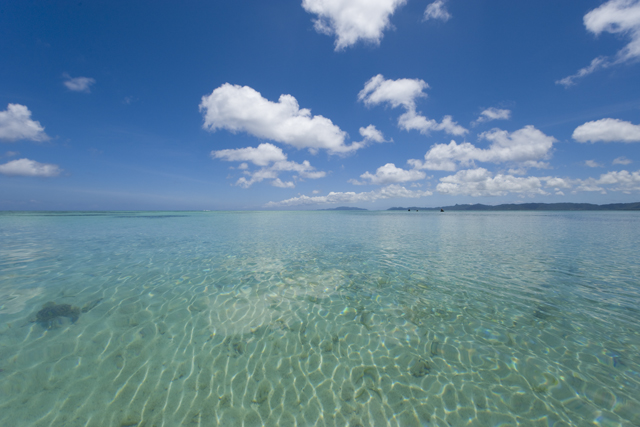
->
[557, 0, 640, 86]
[63, 74, 96, 93]
[473, 107, 511, 125]
[409, 125, 556, 171]
[0, 104, 49, 142]
[358, 74, 428, 109]
[302, 0, 407, 50]
[358, 74, 467, 136]
[272, 178, 295, 188]
[436, 168, 549, 197]
[359, 124, 388, 142]
[597, 169, 640, 191]
[352, 163, 426, 185]
[575, 169, 640, 193]
[424, 0, 451, 22]
[2, 151, 19, 158]
[585, 0, 640, 63]
[585, 160, 603, 167]
[266, 184, 432, 207]
[544, 177, 573, 189]
[398, 110, 468, 136]
[211, 143, 325, 188]
[573, 118, 640, 143]
[200, 83, 362, 154]
[556, 57, 608, 87]
[0, 158, 61, 177]
[613, 156, 632, 165]
[211, 143, 287, 166]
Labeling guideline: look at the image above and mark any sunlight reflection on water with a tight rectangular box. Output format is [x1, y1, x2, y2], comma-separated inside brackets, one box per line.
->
[0, 211, 639, 426]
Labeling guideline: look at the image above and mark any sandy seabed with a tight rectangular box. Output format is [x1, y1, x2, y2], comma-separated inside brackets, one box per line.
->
[1, 264, 638, 427]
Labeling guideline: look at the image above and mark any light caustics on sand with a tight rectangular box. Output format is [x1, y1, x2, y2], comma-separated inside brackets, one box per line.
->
[0, 211, 639, 427]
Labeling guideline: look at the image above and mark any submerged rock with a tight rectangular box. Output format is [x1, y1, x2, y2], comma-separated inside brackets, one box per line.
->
[33, 298, 103, 329]
[410, 359, 431, 377]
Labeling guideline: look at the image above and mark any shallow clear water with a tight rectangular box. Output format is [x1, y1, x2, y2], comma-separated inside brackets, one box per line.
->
[0, 210, 639, 427]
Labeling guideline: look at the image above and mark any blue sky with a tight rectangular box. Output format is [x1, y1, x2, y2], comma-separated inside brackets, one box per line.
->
[1, 0, 640, 210]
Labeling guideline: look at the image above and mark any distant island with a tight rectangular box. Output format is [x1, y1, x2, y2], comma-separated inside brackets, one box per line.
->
[389, 202, 640, 211]
[318, 206, 368, 211]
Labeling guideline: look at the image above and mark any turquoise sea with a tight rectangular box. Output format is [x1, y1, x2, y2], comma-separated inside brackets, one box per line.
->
[1, 211, 639, 427]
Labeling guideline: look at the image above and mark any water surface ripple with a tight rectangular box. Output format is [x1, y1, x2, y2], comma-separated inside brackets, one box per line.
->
[0, 211, 639, 427]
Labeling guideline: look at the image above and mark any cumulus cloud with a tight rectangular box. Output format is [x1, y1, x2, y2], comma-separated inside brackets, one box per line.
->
[358, 74, 467, 136]
[473, 108, 511, 125]
[585, 160, 603, 167]
[358, 74, 428, 109]
[0, 158, 61, 177]
[596, 169, 640, 191]
[573, 118, 640, 143]
[200, 83, 364, 155]
[63, 73, 96, 93]
[409, 125, 556, 171]
[359, 124, 388, 143]
[0, 104, 49, 142]
[557, 0, 640, 86]
[423, 0, 451, 22]
[436, 168, 549, 197]
[575, 169, 640, 193]
[266, 184, 432, 207]
[613, 156, 632, 165]
[211, 143, 325, 188]
[351, 163, 426, 185]
[544, 177, 573, 190]
[302, 0, 407, 50]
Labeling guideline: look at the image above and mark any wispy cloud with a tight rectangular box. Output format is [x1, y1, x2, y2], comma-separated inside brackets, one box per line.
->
[423, 0, 451, 22]
[613, 156, 632, 165]
[63, 73, 96, 93]
[266, 184, 432, 207]
[557, 0, 640, 86]
[0, 158, 62, 177]
[472, 107, 511, 126]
